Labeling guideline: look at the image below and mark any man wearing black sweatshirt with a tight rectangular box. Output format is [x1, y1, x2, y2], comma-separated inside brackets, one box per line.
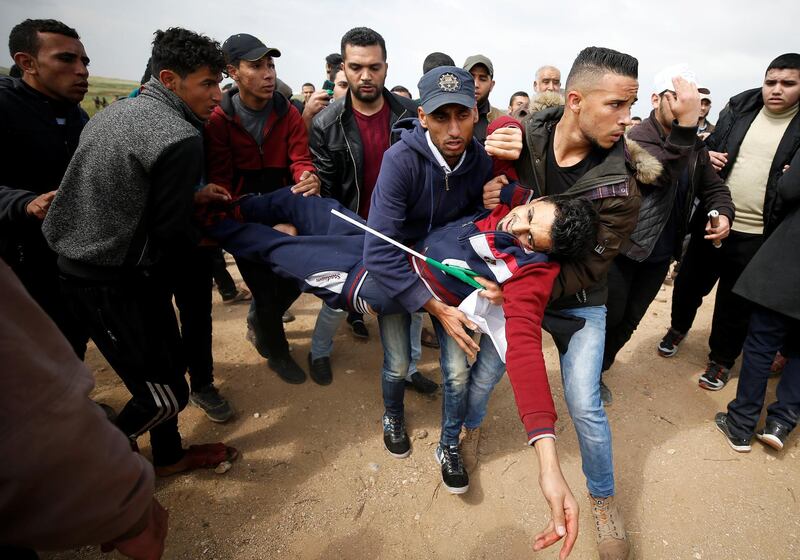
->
[0, 18, 89, 357]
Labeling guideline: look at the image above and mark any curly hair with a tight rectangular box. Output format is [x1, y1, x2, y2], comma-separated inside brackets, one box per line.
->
[9, 19, 79, 58]
[150, 27, 225, 79]
[546, 196, 599, 262]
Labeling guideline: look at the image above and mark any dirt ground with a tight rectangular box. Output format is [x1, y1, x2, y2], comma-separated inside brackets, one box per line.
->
[43, 267, 798, 560]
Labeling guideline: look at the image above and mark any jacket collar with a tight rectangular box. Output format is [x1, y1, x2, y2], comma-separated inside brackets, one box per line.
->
[141, 77, 205, 130]
[343, 87, 413, 122]
[728, 87, 764, 115]
[425, 130, 466, 173]
[218, 85, 289, 121]
[9, 77, 85, 124]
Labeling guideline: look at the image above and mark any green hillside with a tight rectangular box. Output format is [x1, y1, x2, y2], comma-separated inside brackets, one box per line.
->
[80, 75, 139, 116]
[0, 66, 138, 117]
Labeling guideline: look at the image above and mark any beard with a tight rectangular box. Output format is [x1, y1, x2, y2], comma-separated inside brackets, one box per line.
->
[351, 83, 382, 103]
[585, 131, 605, 150]
[475, 91, 490, 106]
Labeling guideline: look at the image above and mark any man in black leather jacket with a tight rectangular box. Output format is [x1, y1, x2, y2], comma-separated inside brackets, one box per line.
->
[306, 27, 434, 389]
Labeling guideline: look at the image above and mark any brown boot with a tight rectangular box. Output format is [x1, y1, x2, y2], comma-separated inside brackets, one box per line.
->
[590, 494, 630, 560]
[459, 426, 480, 472]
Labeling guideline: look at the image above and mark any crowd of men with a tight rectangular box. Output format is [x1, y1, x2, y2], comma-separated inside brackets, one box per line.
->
[1, 16, 798, 560]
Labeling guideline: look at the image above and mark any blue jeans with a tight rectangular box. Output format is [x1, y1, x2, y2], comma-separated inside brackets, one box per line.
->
[558, 305, 614, 497]
[429, 317, 505, 446]
[318, 305, 421, 373]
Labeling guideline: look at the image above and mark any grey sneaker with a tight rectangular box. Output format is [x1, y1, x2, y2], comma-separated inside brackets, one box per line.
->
[699, 361, 731, 391]
[657, 327, 685, 357]
[590, 494, 630, 560]
[190, 385, 234, 423]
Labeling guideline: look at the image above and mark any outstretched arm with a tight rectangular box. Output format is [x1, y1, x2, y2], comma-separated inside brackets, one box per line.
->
[532, 438, 579, 559]
[502, 263, 578, 557]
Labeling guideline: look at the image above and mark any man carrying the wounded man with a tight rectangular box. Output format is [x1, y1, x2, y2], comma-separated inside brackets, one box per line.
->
[199, 63, 617, 558]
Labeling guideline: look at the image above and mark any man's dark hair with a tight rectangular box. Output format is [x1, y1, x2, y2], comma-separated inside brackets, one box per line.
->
[509, 91, 529, 105]
[9, 64, 22, 78]
[631, 116, 642, 122]
[325, 52, 343, 67]
[150, 27, 225, 79]
[340, 27, 386, 61]
[547, 196, 599, 261]
[422, 52, 454, 74]
[390, 85, 410, 95]
[766, 53, 800, 74]
[565, 46, 638, 91]
[302, 82, 315, 89]
[8, 19, 79, 58]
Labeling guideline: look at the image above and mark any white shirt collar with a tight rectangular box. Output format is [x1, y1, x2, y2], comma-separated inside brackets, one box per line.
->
[425, 130, 466, 174]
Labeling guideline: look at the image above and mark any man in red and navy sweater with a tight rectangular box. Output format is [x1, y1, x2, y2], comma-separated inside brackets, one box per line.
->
[206, 182, 596, 558]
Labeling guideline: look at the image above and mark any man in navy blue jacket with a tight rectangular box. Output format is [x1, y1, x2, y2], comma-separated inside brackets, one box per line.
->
[360, 66, 505, 494]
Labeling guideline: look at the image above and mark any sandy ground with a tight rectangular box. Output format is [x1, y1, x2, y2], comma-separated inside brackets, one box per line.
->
[42, 268, 799, 560]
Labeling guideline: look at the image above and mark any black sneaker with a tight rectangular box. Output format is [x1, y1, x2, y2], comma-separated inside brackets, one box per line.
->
[657, 328, 685, 357]
[382, 414, 411, 458]
[190, 384, 235, 423]
[599, 379, 612, 406]
[756, 420, 790, 451]
[435, 443, 469, 494]
[714, 412, 751, 452]
[347, 316, 369, 339]
[405, 371, 439, 394]
[282, 311, 295, 323]
[699, 361, 731, 391]
[268, 355, 307, 384]
[307, 352, 333, 386]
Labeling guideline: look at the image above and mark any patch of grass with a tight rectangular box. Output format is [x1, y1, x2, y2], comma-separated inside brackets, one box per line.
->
[80, 75, 139, 117]
[0, 66, 138, 118]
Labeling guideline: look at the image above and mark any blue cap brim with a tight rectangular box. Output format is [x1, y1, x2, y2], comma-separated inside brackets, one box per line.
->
[420, 92, 475, 114]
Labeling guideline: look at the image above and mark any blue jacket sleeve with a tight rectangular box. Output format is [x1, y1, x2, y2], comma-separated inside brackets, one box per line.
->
[363, 157, 432, 313]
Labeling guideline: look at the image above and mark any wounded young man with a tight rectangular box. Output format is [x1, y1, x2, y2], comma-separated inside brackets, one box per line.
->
[207, 183, 597, 556]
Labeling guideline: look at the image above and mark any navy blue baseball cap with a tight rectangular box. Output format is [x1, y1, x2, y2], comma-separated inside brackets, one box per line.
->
[417, 66, 476, 114]
[222, 34, 281, 64]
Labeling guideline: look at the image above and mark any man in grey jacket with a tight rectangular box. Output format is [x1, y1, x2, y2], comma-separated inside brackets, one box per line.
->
[43, 27, 236, 476]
